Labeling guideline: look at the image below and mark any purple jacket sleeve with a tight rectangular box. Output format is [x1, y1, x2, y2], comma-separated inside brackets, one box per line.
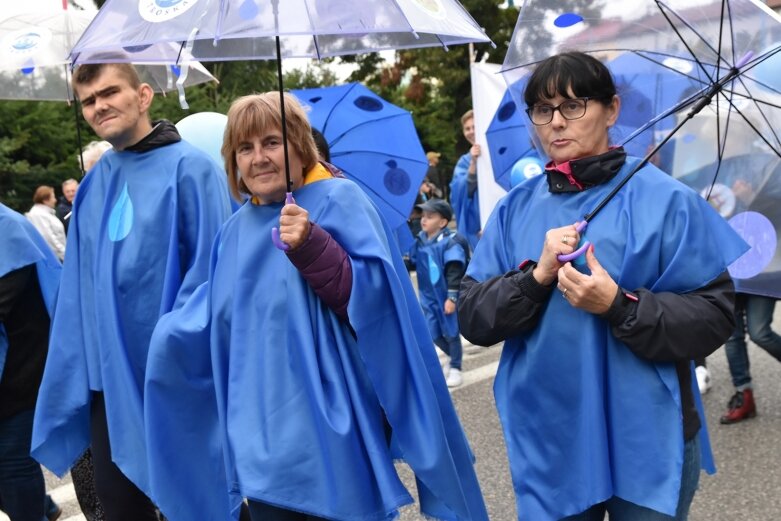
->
[286, 222, 352, 319]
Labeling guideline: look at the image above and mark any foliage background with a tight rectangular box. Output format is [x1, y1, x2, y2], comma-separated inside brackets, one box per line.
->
[0, 0, 519, 211]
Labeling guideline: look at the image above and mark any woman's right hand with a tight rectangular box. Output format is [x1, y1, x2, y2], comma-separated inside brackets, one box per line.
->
[532, 224, 580, 286]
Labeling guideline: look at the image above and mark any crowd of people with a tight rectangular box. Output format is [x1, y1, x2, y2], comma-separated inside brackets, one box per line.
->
[1, 52, 778, 521]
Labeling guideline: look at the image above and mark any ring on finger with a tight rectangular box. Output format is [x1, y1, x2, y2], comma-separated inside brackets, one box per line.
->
[561, 287, 568, 298]
[561, 235, 570, 245]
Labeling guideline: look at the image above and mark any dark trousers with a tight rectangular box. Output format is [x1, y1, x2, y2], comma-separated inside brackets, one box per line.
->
[247, 500, 328, 521]
[0, 409, 46, 521]
[90, 393, 158, 521]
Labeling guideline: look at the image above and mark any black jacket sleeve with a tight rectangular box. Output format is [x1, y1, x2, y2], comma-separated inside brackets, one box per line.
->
[458, 263, 735, 360]
[0, 265, 34, 322]
[458, 262, 555, 346]
[601, 270, 736, 362]
[445, 261, 466, 295]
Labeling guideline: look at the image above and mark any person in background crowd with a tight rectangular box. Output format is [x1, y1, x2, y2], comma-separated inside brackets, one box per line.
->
[458, 51, 746, 521]
[450, 110, 482, 250]
[720, 294, 781, 424]
[26, 186, 66, 262]
[426, 151, 446, 200]
[55, 179, 79, 233]
[409, 199, 470, 388]
[31, 62, 231, 521]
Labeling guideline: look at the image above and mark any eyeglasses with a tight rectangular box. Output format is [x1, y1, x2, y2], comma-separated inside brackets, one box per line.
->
[526, 97, 593, 126]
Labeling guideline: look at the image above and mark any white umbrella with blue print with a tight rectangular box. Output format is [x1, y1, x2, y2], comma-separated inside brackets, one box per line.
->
[0, 5, 216, 102]
[68, 0, 492, 247]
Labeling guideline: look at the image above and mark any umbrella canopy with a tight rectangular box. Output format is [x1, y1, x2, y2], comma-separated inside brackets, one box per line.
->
[488, 50, 700, 190]
[66, 0, 491, 221]
[502, 0, 781, 280]
[291, 82, 427, 229]
[485, 87, 540, 190]
[0, 8, 216, 102]
[69, 0, 490, 64]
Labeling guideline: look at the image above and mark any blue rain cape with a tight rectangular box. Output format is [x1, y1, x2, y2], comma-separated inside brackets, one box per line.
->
[450, 152, 481, 250]
[0, 204, 61, 378]
[31, 142, 230, 496]
[412, 228, 467, 339]
[467, 157, 747, 520]
[146, 176, 488, 521]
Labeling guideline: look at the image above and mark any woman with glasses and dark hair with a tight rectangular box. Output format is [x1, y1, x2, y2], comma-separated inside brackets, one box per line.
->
[458, 51, 747, 521]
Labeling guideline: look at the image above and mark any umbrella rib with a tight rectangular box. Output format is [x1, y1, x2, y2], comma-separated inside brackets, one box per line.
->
[655, 1, 718, 83]
[339, 170, 408, 222]
[301, 0, 322, 60]
[718, 87, 781, 157]
[331, 151, 427, 163]
[321, 84, 360, 139]
[328, 112, 415, 149]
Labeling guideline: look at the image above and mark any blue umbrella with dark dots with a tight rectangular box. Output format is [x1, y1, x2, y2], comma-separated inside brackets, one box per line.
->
[485, 86, 540, 190]
[292, 83, 428, 230]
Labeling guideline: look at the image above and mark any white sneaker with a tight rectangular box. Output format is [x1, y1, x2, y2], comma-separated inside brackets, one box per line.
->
[696, 365, 712, 395]
[446, 368, 463, 388]
[441, 357, 451, 378]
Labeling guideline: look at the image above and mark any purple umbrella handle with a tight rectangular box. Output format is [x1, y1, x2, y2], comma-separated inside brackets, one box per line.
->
[271, 192, 296, 251]
[557, 221, 589, 263]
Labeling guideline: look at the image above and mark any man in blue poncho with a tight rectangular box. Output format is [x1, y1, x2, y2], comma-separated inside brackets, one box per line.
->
[450, 110, 482, 250]
[144, 92, 488, 521]
[31, 62, 231, 521]
[458, 52, 747, 521]
[0, 203, 61, 521]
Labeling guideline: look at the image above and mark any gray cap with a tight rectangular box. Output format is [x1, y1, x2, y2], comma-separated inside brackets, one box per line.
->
[415, 198, 453, 221]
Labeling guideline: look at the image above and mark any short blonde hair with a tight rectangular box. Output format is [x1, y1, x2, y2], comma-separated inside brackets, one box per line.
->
[33, 186, 55, 204]
[222, 92, 319, 201]
[460, 109, 474, 126]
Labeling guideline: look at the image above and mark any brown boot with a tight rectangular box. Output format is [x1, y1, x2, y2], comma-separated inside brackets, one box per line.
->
[720, 389, 757, 424]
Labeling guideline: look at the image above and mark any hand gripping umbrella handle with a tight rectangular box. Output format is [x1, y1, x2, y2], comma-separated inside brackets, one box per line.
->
[271, 192, 295, 251]
[557, 221, 589, 263]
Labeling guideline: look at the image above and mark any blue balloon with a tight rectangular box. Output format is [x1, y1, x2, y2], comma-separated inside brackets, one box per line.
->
[510, 157, 545, 188]
[175, 112, 228, 168]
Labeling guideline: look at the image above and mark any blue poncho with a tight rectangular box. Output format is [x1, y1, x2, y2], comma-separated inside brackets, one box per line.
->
[145, 176, 488, 521]
[31, 142, 230, 497]
[0, 204, 61, 378]
[450, 152, 481, 250]
[467, 157, 747, 520]
[413, 228, 467, 339]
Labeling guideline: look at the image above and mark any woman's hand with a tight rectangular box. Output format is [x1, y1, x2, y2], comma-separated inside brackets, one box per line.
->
[557, 245, 618, 315]
[279, 203, 311, 251]
[532, 223, 580, 286]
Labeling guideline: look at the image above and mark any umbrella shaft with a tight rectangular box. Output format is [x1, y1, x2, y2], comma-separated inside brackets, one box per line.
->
[275, 35, 292, 192]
